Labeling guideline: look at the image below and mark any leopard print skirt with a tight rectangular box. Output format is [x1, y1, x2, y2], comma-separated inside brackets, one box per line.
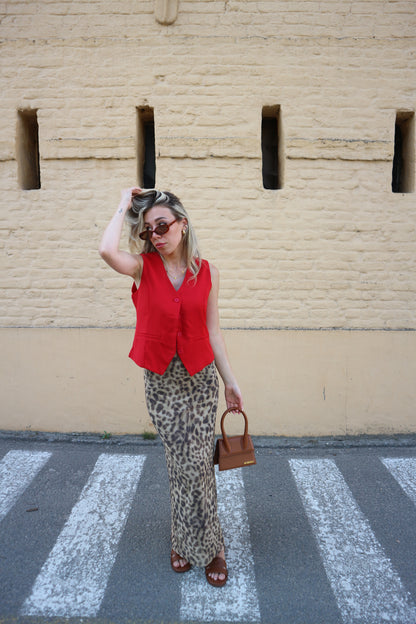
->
[144, 355, 224, 567]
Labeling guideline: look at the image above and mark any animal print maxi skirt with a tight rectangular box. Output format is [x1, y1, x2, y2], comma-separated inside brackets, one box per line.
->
[144, 355, 224, 567]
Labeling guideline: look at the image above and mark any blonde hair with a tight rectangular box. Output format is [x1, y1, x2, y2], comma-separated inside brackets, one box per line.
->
[125, 189, 201, 279]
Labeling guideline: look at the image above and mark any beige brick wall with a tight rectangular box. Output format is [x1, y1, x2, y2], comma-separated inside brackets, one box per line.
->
[1, 1, 415, 434]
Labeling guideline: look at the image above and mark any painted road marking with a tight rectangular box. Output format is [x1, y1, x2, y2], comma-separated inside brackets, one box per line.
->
[382, 458, 416, 506]
[180, 466, 260, 622]
[290, 458, 416, 624]
[0, 450, 52, 522]
[21, 453, 146, 618]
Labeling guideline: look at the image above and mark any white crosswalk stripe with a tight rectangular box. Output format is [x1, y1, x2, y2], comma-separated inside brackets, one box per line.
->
[0, 450, 52, 522]
[382, 458, 416, 506]
[290, 458, 416, 624]
[21, 453, 146, 618]
[180, 466, 260, 622]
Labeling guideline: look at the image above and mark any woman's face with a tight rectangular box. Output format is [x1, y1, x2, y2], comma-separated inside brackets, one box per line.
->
[143, 205, 186, 257]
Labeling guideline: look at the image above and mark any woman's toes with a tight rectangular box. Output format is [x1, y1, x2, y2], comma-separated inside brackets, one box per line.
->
[208, 571, 225, 581]
[171, 550, 191, 573]
[205, 555, 228, 587]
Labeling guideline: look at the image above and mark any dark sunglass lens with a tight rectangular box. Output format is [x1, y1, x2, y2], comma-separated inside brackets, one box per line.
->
[155, 223, 169, 235]
[139, 230, 150, 241]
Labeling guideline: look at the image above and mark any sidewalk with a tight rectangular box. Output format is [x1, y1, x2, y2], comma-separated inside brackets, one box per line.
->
[1, 428, 416, 448]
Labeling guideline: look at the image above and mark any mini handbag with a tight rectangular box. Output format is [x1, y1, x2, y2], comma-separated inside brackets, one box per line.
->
[214, 408, 256, 471]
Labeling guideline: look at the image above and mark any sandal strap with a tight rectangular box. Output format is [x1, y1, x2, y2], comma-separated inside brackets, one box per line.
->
[205, 556, 227, 575]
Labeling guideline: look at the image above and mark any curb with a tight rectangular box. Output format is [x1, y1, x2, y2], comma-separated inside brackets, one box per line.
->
[0, 430, 415, 449]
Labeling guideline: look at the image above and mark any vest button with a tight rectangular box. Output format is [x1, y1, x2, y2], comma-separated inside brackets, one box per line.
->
[173, 297, 180, 303]
[177, 331, 182, 337]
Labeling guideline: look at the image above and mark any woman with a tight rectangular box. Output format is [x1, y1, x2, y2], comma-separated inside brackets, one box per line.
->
[99, 187, 243, 587]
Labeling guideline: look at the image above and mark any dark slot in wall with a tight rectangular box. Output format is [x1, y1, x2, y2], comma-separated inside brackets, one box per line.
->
[392, 111, 415, 193]
[262, 105, 283, 190]
[137, 106, 156, 188]
[16, 109, 41, 190]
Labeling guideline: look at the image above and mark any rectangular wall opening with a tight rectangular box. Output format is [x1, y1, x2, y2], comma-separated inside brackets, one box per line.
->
[137, 106, 156, 188]
[392, 111, 414, 193]
[16, 109, 41, 190]
[262, 105, 283, 190]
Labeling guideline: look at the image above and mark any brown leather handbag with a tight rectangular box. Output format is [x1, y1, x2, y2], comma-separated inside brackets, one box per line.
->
[214, 408, 256, 471]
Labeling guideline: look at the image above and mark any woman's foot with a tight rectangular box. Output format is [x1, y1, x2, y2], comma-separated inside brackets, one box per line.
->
[205, 549, 227, 587]
[171, 549, 191, 573]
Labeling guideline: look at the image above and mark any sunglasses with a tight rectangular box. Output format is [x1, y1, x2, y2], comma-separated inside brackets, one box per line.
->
[139, 219, 178, 241]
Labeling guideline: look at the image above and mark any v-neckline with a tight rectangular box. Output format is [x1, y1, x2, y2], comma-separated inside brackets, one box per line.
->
[157, 253, 188, 292]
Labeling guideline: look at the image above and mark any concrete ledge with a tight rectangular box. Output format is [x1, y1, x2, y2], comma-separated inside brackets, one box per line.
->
[1, 429, 415, 450]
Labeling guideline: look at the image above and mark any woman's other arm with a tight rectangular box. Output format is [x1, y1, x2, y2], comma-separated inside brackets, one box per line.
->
[206, 264, 243, 411]
[99, 188, 143, 279]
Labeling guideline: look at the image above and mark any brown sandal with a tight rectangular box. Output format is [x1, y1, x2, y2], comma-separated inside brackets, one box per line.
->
[205, 556, 228, 587]
[171, 549, 191, 573]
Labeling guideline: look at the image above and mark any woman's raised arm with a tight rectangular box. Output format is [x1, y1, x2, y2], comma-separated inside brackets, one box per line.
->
[99, 187, 143, 279]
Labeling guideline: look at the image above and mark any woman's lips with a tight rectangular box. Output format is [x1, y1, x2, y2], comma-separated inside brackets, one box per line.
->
[155, 242, 166, 249]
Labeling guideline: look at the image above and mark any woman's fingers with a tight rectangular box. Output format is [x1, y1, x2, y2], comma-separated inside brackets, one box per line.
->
[120, 187, 142, 209]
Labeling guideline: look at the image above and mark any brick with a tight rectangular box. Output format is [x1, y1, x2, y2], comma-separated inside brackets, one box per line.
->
[0, 1, 415, 332]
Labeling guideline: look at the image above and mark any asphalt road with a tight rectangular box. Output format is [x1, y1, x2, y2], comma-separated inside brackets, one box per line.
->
[0, 433, 415, 624]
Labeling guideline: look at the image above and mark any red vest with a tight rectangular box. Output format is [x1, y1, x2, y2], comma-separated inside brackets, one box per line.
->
[129, 252, 215, 376]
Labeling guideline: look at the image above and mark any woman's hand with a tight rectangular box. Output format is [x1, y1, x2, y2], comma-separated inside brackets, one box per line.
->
[120, 187, 142, 211]
[225, 383, 243, 412]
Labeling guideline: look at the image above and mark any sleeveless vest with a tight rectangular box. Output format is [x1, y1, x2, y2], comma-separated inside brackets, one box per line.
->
[129, 252, 215, 376]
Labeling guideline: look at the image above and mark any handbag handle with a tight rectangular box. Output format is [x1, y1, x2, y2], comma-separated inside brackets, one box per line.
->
[220, 408, 250, 453]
